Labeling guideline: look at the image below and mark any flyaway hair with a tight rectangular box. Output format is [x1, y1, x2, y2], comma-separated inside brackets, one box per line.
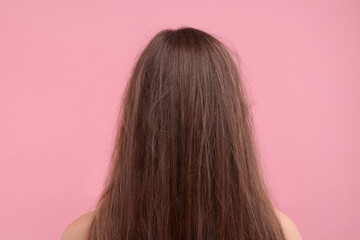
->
[86, 26, 286, 240]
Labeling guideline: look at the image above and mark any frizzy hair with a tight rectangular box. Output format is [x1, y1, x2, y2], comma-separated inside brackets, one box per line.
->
[86, 26, 286, 240]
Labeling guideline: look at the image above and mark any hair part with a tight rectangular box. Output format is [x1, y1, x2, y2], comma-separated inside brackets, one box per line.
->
[86, 26, 285, 240]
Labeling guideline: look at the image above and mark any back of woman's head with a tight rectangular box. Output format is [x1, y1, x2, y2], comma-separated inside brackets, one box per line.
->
[87, 26, 286, 240]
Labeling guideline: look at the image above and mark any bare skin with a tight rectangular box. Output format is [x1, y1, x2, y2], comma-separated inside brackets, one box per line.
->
[61, 207, 302, 240]
[61, 210, 95, 240]
[273, 207, 303, 240]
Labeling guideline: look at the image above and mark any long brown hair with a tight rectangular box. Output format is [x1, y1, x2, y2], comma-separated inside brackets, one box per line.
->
[86, 26, 285, 240]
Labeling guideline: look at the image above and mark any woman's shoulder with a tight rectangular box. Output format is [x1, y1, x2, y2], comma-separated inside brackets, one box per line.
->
[274, 207, 303, 240]
[61, 210, 96, 240]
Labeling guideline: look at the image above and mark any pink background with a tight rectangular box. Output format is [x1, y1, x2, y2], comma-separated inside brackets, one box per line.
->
[1, 1, 359, 239]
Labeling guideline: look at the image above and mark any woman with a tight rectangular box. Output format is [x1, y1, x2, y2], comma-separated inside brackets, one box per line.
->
[62, 27, 302, 240]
